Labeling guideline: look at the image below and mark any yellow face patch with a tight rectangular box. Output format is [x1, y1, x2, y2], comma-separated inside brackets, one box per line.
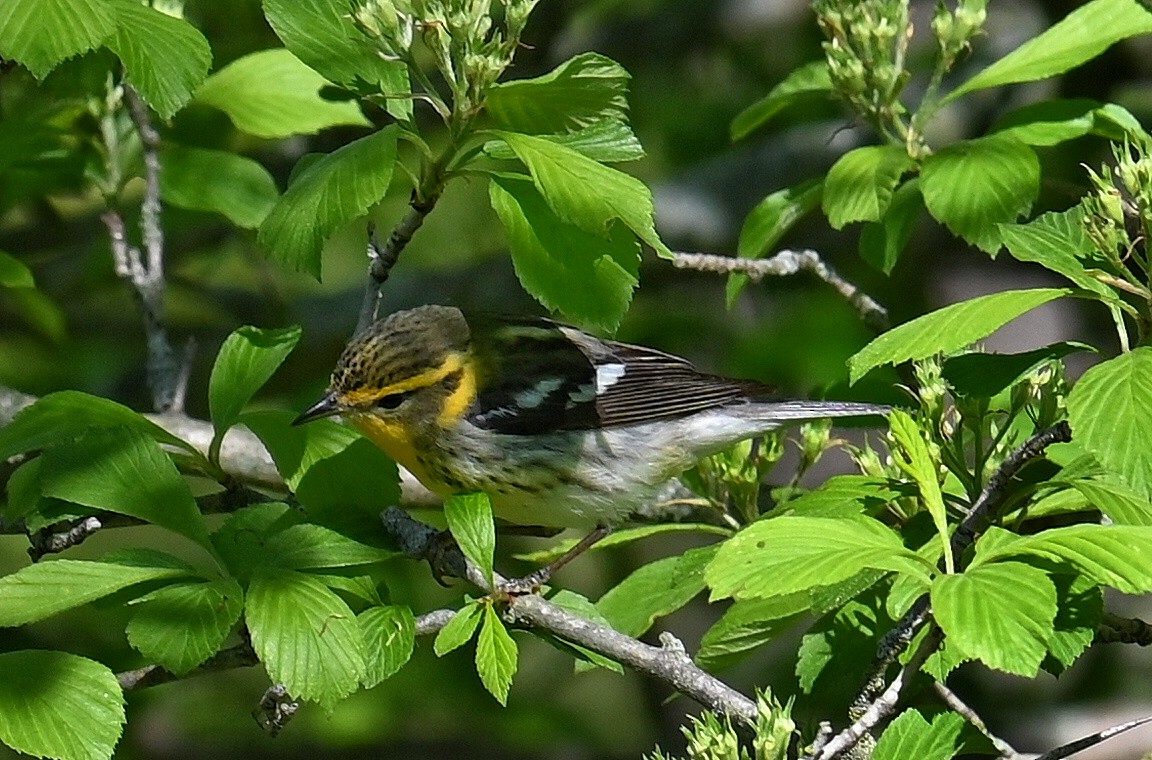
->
[340, 353, 467, 408]
[437, 360, 477, 427]
[350, 413, 444, 493]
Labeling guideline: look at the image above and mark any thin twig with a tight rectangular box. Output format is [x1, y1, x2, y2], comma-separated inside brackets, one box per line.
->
[381, 507, 759, 725]
[356, 195, 438, 334]
[116, 642, 258, 691]
[671, 249, 890, 331]
[933, 681, 1021, 759]
[1034, 713, 1152, 760]
[27, 517, 106, 561]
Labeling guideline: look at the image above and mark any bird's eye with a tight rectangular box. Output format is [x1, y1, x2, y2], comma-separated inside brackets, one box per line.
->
[374, 392, 411, 410]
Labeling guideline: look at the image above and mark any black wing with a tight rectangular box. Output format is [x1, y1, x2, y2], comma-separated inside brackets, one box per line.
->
[466, 315, 769, 435]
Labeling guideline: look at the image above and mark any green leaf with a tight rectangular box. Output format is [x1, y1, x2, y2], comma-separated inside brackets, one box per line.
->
[258, 126, 398, 278]
[992, 98, 1102, 146]
[488, 52, 630, 133]
[949, 0, 1152, 100]
[774, 475, 914, 518]
[359, 605, 415, 688]
[597, 546, 716, 637]
[39, 427, 210, 548]
[974, 524, 1152, 594]
[264, 523, 394, 570]
[888, 410, 952, 571]
[489, 173, 639, 331]
[728, 178, 823, 306]
[1071, 478, 1152, 525]
[195, 48, 370, 138]
[859, 178, 924, 275]
[0, 650, 124, 760]
[920, 135, 1039, 253]
[160, 146, 278, 228]
[1000, 206, 1117, 298]
[873, 710, 964, 760]
[241, 411, 361, 490]
[444, 492, 496, 586]
[848, 288, 1071, 384]
[126, 578, 244, 675]
[514, 522, 728, 564]
[1068, 348, 1152, 498]
[822, 145, 914, 230]
[483, 119, 644, 163]
[294, 437, 402, 524]
[208, 324, 301, 436]
[539, 590, 624, 673]
[105, 0, 212, 119]
[696, 594, 810, 671]
[0, 390, 197, 461]
[476, 605, 518, 706]
[942, 342, 1093, 399]
[210, 502, 296, 581]
[705, 516, 929, 601]
[263, 0, 410, 120]
[246, 569, 366, 709]
[0, 559, 189, 627]
[0, 251, 35, 288]
[434, 601, 483, 656]
[1045, 574, 1102, 674]
[730, 61, 832, 141]
[931, 562, 1056, 676]
[493, 130, 672, 258]
[796, 592, 889, 696]
[0, 0, 115, 79]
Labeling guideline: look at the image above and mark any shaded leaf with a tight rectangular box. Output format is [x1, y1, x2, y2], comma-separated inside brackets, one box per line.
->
[208, 324, 301, 436]
[0, 0, 115, 79]
[126, 579, 244, 675]
[488, 52, 629, 133]
[160, 145, 278, 228]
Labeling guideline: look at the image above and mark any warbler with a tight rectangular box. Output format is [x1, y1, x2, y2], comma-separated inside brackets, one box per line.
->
[294, 305, 888, 532]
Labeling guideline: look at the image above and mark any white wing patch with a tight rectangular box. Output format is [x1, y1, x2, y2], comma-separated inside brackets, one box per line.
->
[595, 363, 627, 393]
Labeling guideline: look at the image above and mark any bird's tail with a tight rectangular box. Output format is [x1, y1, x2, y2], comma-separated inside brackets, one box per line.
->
[743, 399, 891, 423]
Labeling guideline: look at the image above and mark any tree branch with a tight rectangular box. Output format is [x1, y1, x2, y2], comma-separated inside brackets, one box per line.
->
[116, 641, 258, 691]
[933, 681, 1022, 759]
[1034, 712, 1152, 760]
[356, 193, 438, 334]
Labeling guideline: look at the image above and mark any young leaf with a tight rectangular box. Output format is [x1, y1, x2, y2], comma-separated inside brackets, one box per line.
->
[208, 324, 301, 437]
[948, 0, 1152, 100]
[487, 52, 630, 133]
[539, 590, 624, 673]
[359, 605, 416, 688]
[160, 145, 279, 229]
[920, 134, 1040, 253]
[0, 251, 35, 288]
[483, 119, 644, 163]
[444, 492, 496, 586]
[1071, 478, 1152, 525]
[489, 173, 639, 331]
[104, 0, 212, 119]
[246, 569, 366, 710]
[0, 559, 189, 627]
[999, 206, 1118, 299]
[774, 475, 914, 519]
[263, 523, 395, 570]
[258, 126, 398, 278]
[0, 650, 124, 760]
[696, 594, 811, 671]
[822, 145, 914, 230]
[597, 546, 717, 637]
[434, 601, 483, 656]
[705, 516, 929, 601]
[872, 710, 964, 760]
[941, 342, 1092, 399]
[848, 287, 1071, 384]
[493, 131, 672, 258]
[39, 427, 210, 548]
[476, 605, 518, 706]
[195, 48, 370, 139]
[1067, 348, 1152, 498]
[0, 0, 115, 79]
[126, 578, 244, 675]
[887, 410, 952, 571]
[730, 60, 832, 141]
[992, 98, 1102, 146]
[931, 561, 1056, 676]
[859, 178, 923, 275]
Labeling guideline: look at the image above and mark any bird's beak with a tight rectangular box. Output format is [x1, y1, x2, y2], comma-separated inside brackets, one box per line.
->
[292, 392, 343, 426]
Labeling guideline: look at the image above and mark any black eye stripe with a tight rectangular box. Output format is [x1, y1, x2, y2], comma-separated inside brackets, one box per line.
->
[375, 391, 413, 410]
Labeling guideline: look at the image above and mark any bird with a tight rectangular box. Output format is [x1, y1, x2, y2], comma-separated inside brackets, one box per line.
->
[294, 305, 888, 583]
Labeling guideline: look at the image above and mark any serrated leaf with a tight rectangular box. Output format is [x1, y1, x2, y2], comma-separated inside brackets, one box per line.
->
[39, 427, 210, 548]
[246, 569, 366, 709]
[210, 502, 296, 581]
[0, 390, 197, 461]
[992, 98, 1102, 146]
[949, 0, 1152, 100]
[434, 602, 483, 656]
[859, 178, 923, 275]
[476, 605, 518, 705]
[597, 546, 716, 637]
[258, 126, 398, 278]
[514, 523, 728, 564]
[773, 475, 914, 519]
[126, 578, 244, 675]
[294, 437, 402, 525]
[921, 135, 1039, 253]
[942, 342, 1093, 399]
[1068, 348, 1152, 498]
[1000, 206, 1117, 298]
[696, 594, 810, 671]
[0, 559, 189, 627]
[444, 492, 496, 586]
[241, 411, 361, 490]
[1071, 478, 1152, 525]
[160, 145, 278, 228]
[105, 0, 212, 119]
[931, 562, 1056, 676]
[796, 593, 889, 696]
[493, 130, 671, 258]
[888, 410, 952, 570]
[728, 178, 823, 306]
[208, 324, 301, 436]
[848, 288, 1071, 384]
[0, 650, 124, 760]
[1045, 574, 1102, 674]
[0, 251, 35, 288]
[873, 710, 964, 760]
[0, 0, 116, 79]
[489, 173, 638, 331]
[488, 52, 629, 133]
[822, 145, 914, 230]
[705, 516, 929, 601]
[195, 48, 370, 138]
[264, 523, 394, 570]
[483, 119, 644, 163]
[730, 60, 832, 141]
[359, 605, 415, 688]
